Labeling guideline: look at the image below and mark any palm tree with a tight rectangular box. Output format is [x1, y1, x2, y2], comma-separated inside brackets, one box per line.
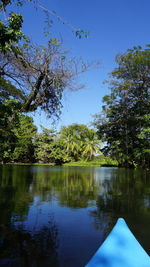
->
[60, 125, 81, 161]
[82, 129, 100, 161]
[60, 124, 101, 161]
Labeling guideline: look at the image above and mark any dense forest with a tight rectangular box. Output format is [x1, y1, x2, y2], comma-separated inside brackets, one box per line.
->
[0, 0, 149, 168]
[0, 106, 101, 164]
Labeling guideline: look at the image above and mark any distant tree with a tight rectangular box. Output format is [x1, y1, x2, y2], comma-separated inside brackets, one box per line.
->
[12, 114, 37, 162]
[93, 46, 150, 168]
[34, 124, 101, 164]
[34, 126, 56, 163]
[60, 124, 101, 161]
[47, 139, 71, 165]
[82, 129, 100, 161]
[60, 124, 87, 161]
[0, 99, 20, 162]
[0, 99, 37, 162]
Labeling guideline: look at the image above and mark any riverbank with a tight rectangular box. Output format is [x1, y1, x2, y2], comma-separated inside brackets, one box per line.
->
[0, 159, 118, 167]
[63, 160, 118, 167]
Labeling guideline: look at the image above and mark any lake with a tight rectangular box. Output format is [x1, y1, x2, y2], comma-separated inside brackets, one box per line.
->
[0, 165, 149, 266]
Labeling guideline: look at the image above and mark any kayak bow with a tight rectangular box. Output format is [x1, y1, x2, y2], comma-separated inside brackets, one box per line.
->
[85, 218, 150, 267]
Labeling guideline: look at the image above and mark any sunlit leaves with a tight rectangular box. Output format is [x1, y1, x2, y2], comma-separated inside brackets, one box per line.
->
[94, 46, 150, 168]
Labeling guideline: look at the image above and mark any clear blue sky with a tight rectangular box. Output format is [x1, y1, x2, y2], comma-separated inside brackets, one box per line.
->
[13, 0, 150, 131]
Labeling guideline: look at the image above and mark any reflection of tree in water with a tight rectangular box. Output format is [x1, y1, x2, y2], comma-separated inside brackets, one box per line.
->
[89, 168, 150, 253]
[95, 168, 150, 216]
[0, 218, 59, 267]
[1, 165, 150, 263]
[0, 165, 102, 210]
[0, 165, 59, 266]
[0, 165, 34, 225]
[33, 167, 101, 208]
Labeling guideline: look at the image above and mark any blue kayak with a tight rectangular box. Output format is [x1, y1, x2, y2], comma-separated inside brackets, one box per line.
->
[85, 218, 150, 267]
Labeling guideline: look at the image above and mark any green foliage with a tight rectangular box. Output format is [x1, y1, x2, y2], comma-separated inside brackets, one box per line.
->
[75, 29, 90, 39]
[0, 0, 92, 119]
[94, 46, 150, 168]
[0, 99, 37, 162]
[0, 11, 25, 52]
[0, 77, 26, 101]
[34, 124, 100, 164]
[46, 140, 71, 165]
[12, 114, 37, 162]
[34, 126, 56, 163]
[60, 124, 101, 161]
[0, 100, 101, 165]
[34, 126, 71, 164]
[0, 99, 20, 162]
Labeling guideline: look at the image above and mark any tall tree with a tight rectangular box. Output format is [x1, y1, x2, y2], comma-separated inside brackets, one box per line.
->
[0, 0, 93, 119]
[0, 41, 92, 118]
[93, 46, 150, 168]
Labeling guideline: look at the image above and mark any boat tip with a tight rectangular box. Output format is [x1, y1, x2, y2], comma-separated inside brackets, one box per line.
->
[117, 217, 126, 223]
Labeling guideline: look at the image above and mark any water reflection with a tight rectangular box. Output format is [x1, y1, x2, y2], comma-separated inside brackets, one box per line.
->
[31, 166, 101, 208]
[91, 168, 150, 253]
[0, 222, 58, 267]
[0, 165, 149, 266]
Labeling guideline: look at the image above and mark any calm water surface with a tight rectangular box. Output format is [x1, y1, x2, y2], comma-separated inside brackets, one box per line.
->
[0, 166, 149, 267]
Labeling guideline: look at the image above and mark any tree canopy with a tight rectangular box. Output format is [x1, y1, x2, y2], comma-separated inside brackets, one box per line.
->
[93, 46, 150, 168]
[0, 0, 92, 118]
[0, 103, 101, 164]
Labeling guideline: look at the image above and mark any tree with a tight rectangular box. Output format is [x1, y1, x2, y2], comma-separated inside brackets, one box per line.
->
[93, 46, 150, 168]
[34, 126, 71, 164]
[60, 124, 101, 161]
[0, 98, 37, 163]
[47, 139, 71, 165]
[0, 0, 89, 53]
[34, 126, 57, 163]
[34, 124, 101, 164]
[1, 42, 92, 118]
[0, 0, 93, 119]
[0, 99, 20, 162]
[12, 114, 37, 162]
[82, 129, 100, 161]
[60, 124, 87, 161]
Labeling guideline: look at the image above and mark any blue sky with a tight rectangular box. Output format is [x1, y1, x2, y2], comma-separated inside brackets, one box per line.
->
[12, 0, 150, 131]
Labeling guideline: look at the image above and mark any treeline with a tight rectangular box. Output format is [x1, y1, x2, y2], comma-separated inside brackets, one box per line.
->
[0, 45, 149, 168]
[0, 99, 100, 164]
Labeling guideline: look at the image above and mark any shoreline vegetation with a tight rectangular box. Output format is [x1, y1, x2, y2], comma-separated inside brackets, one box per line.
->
[0, 162, 118, 167]
[0, 156, 118, 167]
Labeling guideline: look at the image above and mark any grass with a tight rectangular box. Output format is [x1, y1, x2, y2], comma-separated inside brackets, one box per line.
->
[3, 162, 55, 166]
[2, 156, 118, 167]
[63, 158, 118, 167]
